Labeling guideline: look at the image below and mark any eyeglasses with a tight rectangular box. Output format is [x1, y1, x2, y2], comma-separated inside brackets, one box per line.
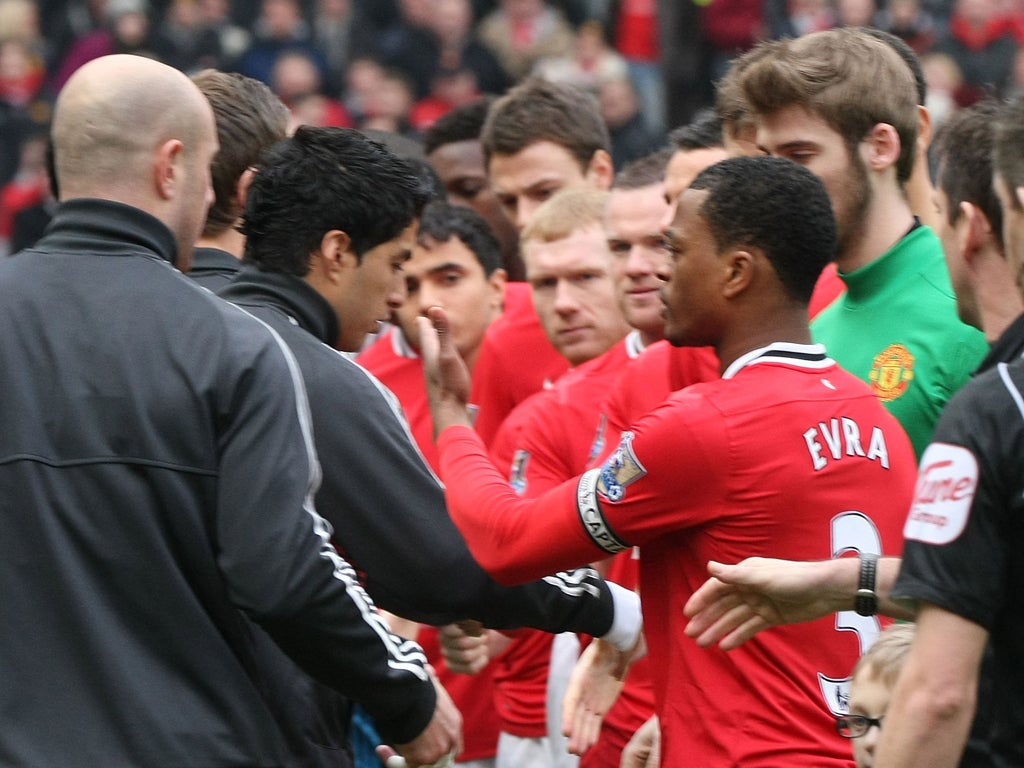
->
[835, 714, 884, 738]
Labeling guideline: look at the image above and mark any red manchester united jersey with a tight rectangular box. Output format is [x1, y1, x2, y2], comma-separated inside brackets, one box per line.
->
[486, 337, 632, 739]
[438, 342, 916, 766]
[593, 340, 719, 468]
[471, 282, 569, 445]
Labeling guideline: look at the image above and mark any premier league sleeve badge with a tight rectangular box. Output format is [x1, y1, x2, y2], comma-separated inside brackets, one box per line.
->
[597, 431, 647, 502]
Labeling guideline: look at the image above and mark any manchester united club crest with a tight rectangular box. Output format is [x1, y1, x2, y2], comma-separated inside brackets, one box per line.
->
[868, 343, 915, 402]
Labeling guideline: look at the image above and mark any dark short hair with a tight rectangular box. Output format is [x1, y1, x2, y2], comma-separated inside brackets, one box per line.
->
[669, 109, 725, 151]
[481, 78, 610, 168]
[417, 201, 503, 276]
[191, 70, 289, 237]
[614, 147, 673, 189]
[422, 98, 493, 156]
[994, 95, 1024, 211]
[933, 100, 1002, 244]
[689, 156, 837, 303]
[404, 156, 447, 202]
[241, 126, 433, 275]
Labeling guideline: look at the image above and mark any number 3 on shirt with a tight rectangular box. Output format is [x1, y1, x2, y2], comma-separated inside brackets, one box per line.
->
[818, 511, 883, 716]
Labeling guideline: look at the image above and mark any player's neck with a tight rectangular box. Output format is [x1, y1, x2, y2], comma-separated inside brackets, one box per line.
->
[195, 226, 245, 260]
[715, 311, 813, 374]
[974, 243, 1024, 342]
[835, 191, 914, 274]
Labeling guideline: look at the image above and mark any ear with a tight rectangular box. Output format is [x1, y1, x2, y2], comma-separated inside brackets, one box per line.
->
[720, 249, 756, 299]
[488, 267, 508, 311]
[310, 229, 354, 284]
[916, 105, 933, 152]
[959, 201, 993, 263]
[153, 139, 184, 200]
[234, 166, 257, 216]
[585, 149, 615, 191]
[863, 123, 902, 172]
[1015, 185, 1024, 212]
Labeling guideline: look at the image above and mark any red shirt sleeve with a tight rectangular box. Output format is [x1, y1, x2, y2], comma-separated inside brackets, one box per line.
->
[438, 425, 602, 583]
[438, 386, 729, 584]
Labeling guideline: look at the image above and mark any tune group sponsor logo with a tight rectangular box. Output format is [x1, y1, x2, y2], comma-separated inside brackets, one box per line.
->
[904, 442, 978, 545]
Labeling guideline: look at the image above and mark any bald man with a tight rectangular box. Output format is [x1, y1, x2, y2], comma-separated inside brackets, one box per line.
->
[0, 54, 459, 767]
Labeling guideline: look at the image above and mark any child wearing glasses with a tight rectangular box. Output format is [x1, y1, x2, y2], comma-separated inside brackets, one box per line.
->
[836, 624, 916, 768]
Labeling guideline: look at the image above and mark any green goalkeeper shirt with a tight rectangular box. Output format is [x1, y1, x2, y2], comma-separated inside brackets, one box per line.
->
[812, 224, 989, 457]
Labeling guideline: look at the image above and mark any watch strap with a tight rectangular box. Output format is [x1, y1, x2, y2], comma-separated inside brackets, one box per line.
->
[855, 552, 879, 617]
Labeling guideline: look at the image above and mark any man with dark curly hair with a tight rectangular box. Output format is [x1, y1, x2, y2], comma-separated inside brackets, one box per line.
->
[219, 125, 643, 765]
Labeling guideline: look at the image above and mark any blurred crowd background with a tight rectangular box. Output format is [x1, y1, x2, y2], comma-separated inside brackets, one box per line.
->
[3, 0, 1024, 254]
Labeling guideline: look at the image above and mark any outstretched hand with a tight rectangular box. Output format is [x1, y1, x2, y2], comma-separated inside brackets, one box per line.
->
[562, 633, 646, 755]
[683, 558, 852, 650]
[417, 307, 473, 438]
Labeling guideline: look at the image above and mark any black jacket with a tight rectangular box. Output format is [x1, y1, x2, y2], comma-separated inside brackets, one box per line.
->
[0, 200, 436, 767]
[189, 245, 243, 292]
[220, 268, 619, 634]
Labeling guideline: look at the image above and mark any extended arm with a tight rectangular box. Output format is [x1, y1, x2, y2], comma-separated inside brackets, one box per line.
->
[312, 349, 637, 646]
[420, 309, 639, 583]
[683, 556, 912, 650]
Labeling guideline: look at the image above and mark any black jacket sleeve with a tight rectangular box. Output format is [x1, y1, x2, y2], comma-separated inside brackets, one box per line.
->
[214, 312, 435, 744]
[306, 352, 616, 639]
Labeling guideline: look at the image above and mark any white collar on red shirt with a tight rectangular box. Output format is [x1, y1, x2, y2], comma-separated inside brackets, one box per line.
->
[625, 329, 646, 359]
[390, 327, 420, 359]
[722, 342, 832, 380]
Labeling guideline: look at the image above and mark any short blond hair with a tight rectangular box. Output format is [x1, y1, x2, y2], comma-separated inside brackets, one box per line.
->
[851, 623, 915, 688]
[520, 187, 609, 246]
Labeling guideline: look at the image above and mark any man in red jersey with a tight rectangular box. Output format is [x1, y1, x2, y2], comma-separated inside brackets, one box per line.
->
[466, 187, 631, 768]
[574, 141, 721, 768]
[360, 200, 507, 470]
[471, 78, 616, 444]
[420, 156, 916, 767]
[679, 99, 1024, 768]
[595, 131, 725, 464]
[423, 99, 523, 282]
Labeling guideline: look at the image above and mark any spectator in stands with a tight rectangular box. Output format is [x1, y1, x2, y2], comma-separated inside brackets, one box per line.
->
[236, 0, 328, 87]
[932, 0, 1018, 102]
[478, 0, 575, 81]
[533, 20, 629, 95]
[598, 75, 660, 169]
[50, 0, 172, 91]
[271, 48, 352, 128]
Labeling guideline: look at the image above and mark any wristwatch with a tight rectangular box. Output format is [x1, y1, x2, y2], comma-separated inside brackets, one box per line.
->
[855, 553, 879, 617]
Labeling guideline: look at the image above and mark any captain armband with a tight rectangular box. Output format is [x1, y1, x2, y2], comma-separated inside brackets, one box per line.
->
[576, 468, 629, 555]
